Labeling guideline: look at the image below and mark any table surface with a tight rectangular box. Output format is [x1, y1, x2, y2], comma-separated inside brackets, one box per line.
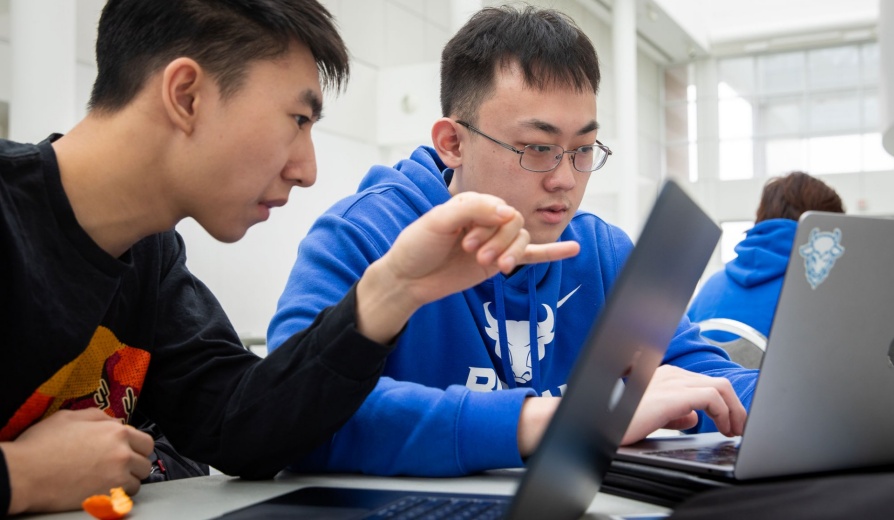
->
[21, 470, 671, 519]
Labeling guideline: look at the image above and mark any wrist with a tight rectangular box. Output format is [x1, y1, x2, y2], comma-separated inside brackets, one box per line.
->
[355, 258, 420, 344]
[517, 397, 560, 457]
[1, 442, 31, 515]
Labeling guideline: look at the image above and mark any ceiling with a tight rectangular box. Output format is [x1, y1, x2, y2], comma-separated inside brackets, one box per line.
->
[653, 0, 879, 55]
[582, 0, 879, 64]
[1, 0, 882, 65]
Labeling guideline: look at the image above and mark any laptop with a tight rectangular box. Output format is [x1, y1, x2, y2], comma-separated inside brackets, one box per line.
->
[617, 211, 894, 482]
[215, 180, 721, 520]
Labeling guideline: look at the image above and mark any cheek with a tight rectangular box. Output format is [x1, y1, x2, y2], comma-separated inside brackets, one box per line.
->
[236, 116, 294, 156]
[493, 179, 539, 214]
[237, 136, 290, 171]
[470, 154, 522, 191]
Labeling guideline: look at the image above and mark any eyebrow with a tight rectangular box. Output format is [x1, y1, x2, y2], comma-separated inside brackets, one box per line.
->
[520, 118, 600, 137]
[301, 89, 324, 120]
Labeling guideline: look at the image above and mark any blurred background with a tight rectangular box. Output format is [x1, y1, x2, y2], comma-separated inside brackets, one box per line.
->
[0, 0, 890, 342]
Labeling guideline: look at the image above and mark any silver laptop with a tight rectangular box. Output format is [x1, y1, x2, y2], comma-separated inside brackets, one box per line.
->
[617, 211, 894, 481]
[214, 180, 720, 520]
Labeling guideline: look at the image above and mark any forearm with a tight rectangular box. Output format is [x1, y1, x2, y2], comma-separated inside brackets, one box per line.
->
[268, 215, 386, 351]
[292, 380, 534, 477]
[355, 260, 420, 344]
[145, 284, 395, 480]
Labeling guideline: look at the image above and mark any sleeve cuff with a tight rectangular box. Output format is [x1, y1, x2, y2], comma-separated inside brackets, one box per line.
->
[456, 388, 536, 474]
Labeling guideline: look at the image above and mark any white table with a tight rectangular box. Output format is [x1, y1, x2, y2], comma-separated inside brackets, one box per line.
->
[22, 470, 671, 519]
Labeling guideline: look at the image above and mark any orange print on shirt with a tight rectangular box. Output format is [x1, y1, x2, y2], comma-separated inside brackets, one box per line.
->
[0, 326, 150, 441]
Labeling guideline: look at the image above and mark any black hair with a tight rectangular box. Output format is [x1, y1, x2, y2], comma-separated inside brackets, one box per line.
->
[440, 5, 600, 121]
[89, 0, 349, 112]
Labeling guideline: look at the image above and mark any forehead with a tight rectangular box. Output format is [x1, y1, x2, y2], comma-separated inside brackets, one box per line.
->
[237, 43, 323, 107]
[477, 62, 597, 132]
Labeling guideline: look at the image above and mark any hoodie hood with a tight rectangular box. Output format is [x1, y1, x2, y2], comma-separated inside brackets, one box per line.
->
[726, 219, 797, 287]
[357, 146, 451, 209]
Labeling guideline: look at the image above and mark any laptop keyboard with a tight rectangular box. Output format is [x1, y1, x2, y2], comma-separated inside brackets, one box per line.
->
[645, 443, 740, 465]
[362, 495, 509, 520]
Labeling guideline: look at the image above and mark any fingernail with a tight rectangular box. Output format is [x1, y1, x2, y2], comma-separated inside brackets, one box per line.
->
[464, 237, 480, 250]
[480, 249, 496, 263]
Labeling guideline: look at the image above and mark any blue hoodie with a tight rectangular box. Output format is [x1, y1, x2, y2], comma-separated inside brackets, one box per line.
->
[687, 219, 797, 342]
[268, 146, 758, 477]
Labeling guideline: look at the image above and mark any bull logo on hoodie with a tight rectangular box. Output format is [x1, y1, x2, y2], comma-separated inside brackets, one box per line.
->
[483, 302, 555, 384]
[798, 228, 844, 289]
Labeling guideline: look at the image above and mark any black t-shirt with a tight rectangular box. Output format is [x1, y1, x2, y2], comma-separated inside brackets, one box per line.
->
[0, 137, 395, 514]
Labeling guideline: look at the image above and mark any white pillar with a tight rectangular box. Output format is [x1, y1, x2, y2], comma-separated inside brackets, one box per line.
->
[613, 0, 639, 235]
[9, 0, 77, 143]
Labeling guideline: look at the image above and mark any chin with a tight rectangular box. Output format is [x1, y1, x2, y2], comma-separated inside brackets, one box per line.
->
[204, 224, 250, 244]
[531, 230, 564, 245]
[219, 230, 249, 243]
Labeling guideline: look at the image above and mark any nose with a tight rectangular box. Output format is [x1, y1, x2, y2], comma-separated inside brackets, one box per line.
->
[542, 153, 577, 192]
[284, 133, 317, 188]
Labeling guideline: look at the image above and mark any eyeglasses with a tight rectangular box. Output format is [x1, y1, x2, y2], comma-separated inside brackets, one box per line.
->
[455, 120, 612, 173]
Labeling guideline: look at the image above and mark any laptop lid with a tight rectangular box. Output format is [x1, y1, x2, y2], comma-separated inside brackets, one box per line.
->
[215, 180, 720, 520]
[507, 180, 721, 518]
[734, 211, 894, 479]
[616, 212, 894, 481]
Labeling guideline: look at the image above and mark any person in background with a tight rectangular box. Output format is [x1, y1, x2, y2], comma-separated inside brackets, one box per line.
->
[267, 5, 755, 478]
[687, 171, 845, 342]
[0, 0, 577, 514]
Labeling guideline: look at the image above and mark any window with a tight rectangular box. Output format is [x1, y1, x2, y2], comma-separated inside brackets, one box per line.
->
[713, 42, 892, 180]
[664, 41, 892, 184]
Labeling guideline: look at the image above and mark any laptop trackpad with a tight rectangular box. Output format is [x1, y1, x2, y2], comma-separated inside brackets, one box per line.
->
[216, 486, 511, 519]
[217, 487, 395, 519]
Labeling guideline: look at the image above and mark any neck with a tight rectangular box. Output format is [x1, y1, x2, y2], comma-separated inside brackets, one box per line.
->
[51, 109, 182, 258]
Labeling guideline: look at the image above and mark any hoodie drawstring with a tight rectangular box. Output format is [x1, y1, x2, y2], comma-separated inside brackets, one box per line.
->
[493, 271, 543, 393]
[527, 270, 541, 391]
[493, 276, 515, 389]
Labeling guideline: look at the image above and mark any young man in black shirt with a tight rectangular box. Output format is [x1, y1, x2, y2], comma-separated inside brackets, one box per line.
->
[0, 0, 577, 514]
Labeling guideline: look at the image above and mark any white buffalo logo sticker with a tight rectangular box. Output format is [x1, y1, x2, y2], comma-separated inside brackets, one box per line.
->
[798, 228, 844, 289]
[483, 302, 554, 385]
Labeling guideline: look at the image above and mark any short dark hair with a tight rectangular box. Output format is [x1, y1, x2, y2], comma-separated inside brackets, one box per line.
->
[89, 0, 350, 112]
[755, 171, 845, 223]
[440, 5, 600, 121]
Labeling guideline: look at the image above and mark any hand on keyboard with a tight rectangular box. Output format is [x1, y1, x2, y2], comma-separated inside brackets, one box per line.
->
[621, 365, 747, 445]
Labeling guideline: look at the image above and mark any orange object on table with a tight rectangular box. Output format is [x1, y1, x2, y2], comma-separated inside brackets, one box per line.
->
[81, 487, 133, 520]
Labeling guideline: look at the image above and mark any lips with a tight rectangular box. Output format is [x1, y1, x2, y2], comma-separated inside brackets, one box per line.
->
[262, 199, 288, 209]
[257, 199, 287, 222]
[537, 204, 569, 225]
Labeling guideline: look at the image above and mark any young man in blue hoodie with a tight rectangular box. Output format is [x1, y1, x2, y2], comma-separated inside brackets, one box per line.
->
[268, 5, 756, 477]
[687, 171, 844, 341]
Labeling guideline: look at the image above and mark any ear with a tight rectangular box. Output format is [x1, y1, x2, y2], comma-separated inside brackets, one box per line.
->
[161, 57, 205, 135]
[431, 118, 464, 168]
